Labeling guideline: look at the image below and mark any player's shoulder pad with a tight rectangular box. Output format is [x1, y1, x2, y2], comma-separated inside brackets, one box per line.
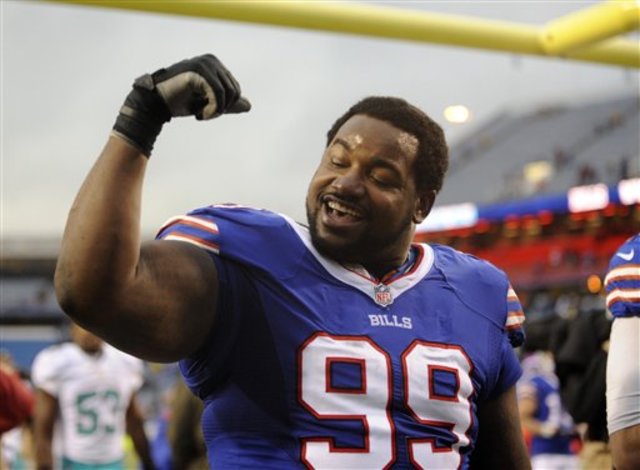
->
[106, 345, 144, 373]
[157, 204, 307, 278]
[608, 233, 640, 270]
[31, 342, 75, 384]
[605, 233, 640, 318]
[432, 243, 509, 296]
[430, 244, 522, 341]
[33, 342, 72, 364]
[103, 345, 145, 390]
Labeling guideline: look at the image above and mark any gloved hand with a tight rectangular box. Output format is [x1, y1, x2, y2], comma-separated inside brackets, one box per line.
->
[112, 54, 251, 157]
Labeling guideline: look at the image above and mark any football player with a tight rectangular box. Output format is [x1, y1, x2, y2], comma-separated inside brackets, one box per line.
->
[605, 233, 640, 470]
[32, 323, 155, 469]
[54, 54, 530, 468]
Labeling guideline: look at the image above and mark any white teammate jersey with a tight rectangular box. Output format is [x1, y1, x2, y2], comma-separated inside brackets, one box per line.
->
[31, 342, 144, 464]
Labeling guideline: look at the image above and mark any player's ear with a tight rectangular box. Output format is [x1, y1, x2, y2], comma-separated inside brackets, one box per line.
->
[413, 190, 435, 224]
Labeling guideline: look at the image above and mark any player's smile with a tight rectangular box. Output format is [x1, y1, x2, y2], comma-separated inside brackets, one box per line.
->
[320, 194, 366, 230]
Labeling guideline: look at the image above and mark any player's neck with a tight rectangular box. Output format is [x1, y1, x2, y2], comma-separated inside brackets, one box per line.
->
[78, 345, 103, 357]
[351, 246, 417, 283]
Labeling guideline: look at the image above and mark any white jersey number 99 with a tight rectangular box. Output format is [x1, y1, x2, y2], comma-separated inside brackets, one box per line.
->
[299, 333, 473, 469]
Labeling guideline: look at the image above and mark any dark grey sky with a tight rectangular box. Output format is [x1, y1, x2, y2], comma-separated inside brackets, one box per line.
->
[2, 0, 638, 238]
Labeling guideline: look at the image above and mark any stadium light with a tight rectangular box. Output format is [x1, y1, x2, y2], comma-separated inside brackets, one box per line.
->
[443, 105, 472, 124]
[586, 274, 603, 294]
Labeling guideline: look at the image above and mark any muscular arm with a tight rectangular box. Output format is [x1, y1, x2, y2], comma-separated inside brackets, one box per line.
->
[55, 54, 249, 363]
[470, 385, 531, 470]
[125, 393, 155, 470]
[33, 389, 57, 470]
[54, 137, 218, 362]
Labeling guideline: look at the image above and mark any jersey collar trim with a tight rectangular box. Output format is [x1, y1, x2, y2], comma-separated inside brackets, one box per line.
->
[282, 214, 435, 304]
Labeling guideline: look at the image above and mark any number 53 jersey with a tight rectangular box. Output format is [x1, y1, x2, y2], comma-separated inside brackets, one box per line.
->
[31, 342, 144, 465]
[158, 206, 526, 469]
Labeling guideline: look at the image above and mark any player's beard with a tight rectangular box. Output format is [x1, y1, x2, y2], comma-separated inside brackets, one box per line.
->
[306, 203, 414, 268]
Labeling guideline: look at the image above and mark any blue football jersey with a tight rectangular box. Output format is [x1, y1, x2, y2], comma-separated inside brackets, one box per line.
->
[605, 234, 640, 319]
[157, 205, 525, 469]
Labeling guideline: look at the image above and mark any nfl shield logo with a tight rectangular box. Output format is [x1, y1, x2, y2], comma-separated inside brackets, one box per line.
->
[374, 284, 393, 306]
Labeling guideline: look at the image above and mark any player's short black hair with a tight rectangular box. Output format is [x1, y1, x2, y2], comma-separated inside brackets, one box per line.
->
[326, 96, 449, 194]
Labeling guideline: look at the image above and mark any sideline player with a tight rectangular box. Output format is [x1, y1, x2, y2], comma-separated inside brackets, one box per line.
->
[518, 350, 579, 470]
[605, 233, 640, 470]
[54, 54, 530, 468]
[31, 322, 155, 469]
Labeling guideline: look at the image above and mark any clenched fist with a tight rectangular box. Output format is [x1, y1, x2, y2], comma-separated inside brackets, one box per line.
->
[112, 54, 251, 156]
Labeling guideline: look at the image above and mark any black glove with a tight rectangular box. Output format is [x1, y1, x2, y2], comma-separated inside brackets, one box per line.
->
[112, 54, 251, 157]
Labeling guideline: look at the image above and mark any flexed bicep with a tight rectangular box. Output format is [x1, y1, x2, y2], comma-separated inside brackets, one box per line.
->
[101, 239, 220, 362]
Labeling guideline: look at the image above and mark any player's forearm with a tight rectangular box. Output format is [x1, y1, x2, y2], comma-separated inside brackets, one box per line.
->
[127, 416, 156, 469]
[34, 432, 54, 470]
[611, 425, 640, 470]
[517, 397, 547, 437]
[55, 136, 147, 324]
[133, 438, 156, 470]
[521, 415, 556, 438]
[34, 390, 57, 470]
[131, 432, 156, 470]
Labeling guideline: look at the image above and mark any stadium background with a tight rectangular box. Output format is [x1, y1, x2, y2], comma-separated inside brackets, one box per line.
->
[1, 0, 639, 466]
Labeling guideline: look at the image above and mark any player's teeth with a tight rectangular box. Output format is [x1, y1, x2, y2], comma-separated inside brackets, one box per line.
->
[327, 201, 361, 217]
